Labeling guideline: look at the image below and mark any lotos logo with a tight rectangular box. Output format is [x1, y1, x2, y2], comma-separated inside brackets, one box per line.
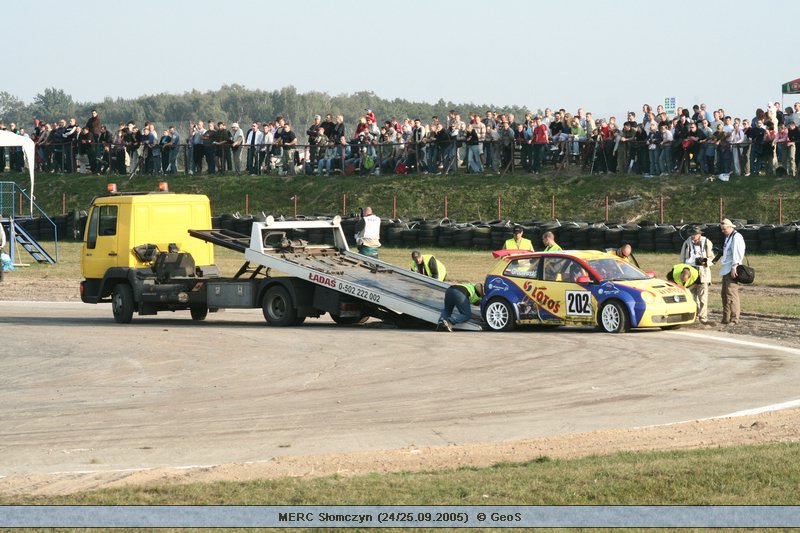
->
[523, 283, 561, 314]
[308, 272, 337, 288]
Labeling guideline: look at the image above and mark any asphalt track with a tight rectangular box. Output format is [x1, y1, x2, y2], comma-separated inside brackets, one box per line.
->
[1, 301, 799, 478]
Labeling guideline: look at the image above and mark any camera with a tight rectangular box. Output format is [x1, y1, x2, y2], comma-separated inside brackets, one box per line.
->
[695, 257, 708, 267]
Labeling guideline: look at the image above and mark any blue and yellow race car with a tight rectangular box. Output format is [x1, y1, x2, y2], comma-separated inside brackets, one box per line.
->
[482, 250, 696, 333]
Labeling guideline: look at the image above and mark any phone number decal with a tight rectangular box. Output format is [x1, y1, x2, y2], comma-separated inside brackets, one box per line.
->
[337, 281, 381, 303]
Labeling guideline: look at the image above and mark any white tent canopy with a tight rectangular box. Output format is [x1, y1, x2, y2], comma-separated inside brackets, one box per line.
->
[0, 130, 36, 208]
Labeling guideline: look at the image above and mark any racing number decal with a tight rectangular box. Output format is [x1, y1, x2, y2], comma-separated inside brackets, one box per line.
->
[566, 291, 592, 316]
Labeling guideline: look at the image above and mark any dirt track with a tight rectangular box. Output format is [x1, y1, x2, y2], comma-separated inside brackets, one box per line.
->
[0, 279, 800, 494]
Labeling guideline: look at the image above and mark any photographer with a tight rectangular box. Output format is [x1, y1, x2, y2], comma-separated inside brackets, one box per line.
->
[679, 226, 716, 326]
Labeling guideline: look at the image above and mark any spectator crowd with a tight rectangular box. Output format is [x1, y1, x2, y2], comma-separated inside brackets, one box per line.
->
[1, 100, 799, 179]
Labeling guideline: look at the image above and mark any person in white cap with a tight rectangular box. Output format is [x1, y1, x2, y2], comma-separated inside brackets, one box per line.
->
[230, 123, 245, 174]
[719, 218, 746, 325]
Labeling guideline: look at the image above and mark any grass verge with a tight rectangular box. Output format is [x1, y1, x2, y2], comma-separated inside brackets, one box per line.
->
[4, 443, 800, 505]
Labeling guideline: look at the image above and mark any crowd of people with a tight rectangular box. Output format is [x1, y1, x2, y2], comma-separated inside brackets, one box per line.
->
[1, 100, 799, 179]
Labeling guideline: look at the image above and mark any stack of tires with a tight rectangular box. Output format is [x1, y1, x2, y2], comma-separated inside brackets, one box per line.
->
[472, 224, 491, 249]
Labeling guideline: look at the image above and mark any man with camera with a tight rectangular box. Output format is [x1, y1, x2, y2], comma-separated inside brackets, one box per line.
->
[719, 218, 746, 326]
[679, 226, 716, 326]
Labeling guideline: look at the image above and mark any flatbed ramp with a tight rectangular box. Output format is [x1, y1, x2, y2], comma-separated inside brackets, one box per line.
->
[191, 220, 483, 330]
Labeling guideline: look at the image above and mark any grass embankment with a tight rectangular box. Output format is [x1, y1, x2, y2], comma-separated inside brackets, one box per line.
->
[9, 244, 800, 316]
[4, 169, 800, 223]
[5, 443, 800, 505]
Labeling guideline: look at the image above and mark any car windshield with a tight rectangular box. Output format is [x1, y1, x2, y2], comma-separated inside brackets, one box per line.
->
[586, 257, 649, 281]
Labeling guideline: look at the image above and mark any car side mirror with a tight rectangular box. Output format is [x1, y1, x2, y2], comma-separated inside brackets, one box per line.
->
[645, 271, 656, 278]
[576, 275, 591, 284]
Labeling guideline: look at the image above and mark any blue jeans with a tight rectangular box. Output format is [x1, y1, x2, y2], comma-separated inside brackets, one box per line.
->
[659, 146, 671, 174]
[649, 148, 660, 175]
[466, 144, 483, 172]
[439, 286, 472, 325]
[427, 145, 440, 172]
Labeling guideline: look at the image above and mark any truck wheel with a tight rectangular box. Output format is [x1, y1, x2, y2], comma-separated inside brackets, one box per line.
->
[112, 284, 135, 324]
[483, 298, 515, 331]
[190, 304, 208, 321]
[599, 300, 630, 333]
[262, 286, 299, 327]
[331, 313, 369, 325]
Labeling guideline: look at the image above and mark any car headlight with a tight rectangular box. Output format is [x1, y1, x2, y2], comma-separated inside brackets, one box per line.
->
[640, 290, 656, 304]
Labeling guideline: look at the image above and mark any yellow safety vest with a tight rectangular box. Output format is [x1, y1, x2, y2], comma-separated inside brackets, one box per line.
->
[410, 255, 447, 281]
[503, 237, 534, 251]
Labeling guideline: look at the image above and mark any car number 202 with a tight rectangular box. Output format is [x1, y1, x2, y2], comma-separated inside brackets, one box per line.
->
[566, 291, 592, 316]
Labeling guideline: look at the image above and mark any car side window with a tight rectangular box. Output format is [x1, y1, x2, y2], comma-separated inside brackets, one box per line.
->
[543, 258, 586, 282]
[503, 258, 539, 279]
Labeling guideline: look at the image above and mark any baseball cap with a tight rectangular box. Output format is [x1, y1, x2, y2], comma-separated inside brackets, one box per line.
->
[689, 226, 703, 235]
[513, 225, 523, 233]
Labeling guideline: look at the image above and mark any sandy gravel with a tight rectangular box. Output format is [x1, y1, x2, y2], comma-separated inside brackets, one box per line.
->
[1, 277, 799, 497]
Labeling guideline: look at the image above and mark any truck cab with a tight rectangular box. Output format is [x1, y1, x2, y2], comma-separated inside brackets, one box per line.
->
[80, 191, 218, 322]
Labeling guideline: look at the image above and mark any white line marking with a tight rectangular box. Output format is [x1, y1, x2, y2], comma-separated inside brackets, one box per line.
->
[673, 331, 800, 355]
[721, 398, 800, 417]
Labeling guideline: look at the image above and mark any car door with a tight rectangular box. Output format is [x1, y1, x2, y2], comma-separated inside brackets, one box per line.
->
[538, 256, 595, 325]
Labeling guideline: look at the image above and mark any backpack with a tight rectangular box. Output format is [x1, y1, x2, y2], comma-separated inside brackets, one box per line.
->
[363, 155, 375, 170]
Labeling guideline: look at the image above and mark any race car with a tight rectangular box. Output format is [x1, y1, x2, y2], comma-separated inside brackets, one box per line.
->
[481, 249, 696, 333]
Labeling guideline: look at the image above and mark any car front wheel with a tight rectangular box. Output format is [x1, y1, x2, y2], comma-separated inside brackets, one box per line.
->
[599, 300, 630, 333]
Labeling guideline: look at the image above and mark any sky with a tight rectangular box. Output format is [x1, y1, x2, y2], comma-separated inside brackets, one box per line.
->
[5, 0, 799, 121]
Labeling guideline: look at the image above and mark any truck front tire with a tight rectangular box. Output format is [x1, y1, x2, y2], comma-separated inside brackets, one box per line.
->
[262, 286, 299, 327]
[112, 284, 135, 324]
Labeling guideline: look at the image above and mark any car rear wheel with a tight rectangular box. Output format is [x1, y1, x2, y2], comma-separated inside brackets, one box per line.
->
[483, 298, 515, 331]
[599, 300, 630, 333]
[262, 286, 299, 327]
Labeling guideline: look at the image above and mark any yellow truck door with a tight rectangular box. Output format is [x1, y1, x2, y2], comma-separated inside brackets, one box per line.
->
[82, 203, 121, 279]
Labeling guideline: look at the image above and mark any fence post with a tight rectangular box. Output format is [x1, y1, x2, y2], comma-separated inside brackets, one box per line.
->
[779, 194, 783, 225]
[342, 193, 346, 216]
[497, 194, 501, 220]
[719, 197, 723, 221]
[659, 196, 664, 224]
[551, 194, 555, 221]
[293, 195, 298, 218]
[62, 193, 66, 215]
[444, 195, 448, 219]
[605, 196, 609, 223]
[393, 195, 397, 219]
[245, 194, 249, 216]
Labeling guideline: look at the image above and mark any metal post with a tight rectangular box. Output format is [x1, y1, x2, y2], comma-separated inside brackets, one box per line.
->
[19, 192, 22, 215]
[444, 195, 448, 219]
[551, 194, 555, 221]
[605, 196, 609, 222]
[660, 196, 664, 224]
[779, 194, 783, 225]
[342, 193, 346, 216]
[62, 193, 66, 215]
[497, 194, 501, 220]
[245, 194, 249, 216]
[293, 195, 298, 219]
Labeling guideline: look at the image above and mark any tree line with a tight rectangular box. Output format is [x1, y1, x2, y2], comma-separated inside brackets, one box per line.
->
[0, 85, 534, 134]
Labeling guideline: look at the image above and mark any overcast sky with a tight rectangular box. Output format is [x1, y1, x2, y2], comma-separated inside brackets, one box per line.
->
[6, 0, 799, 120]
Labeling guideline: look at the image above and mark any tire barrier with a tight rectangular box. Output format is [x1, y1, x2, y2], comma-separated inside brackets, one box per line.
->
[19, 213, 800, 255]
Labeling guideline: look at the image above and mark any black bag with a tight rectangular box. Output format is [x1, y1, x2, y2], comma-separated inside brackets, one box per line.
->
[736, 262, 755, 284]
